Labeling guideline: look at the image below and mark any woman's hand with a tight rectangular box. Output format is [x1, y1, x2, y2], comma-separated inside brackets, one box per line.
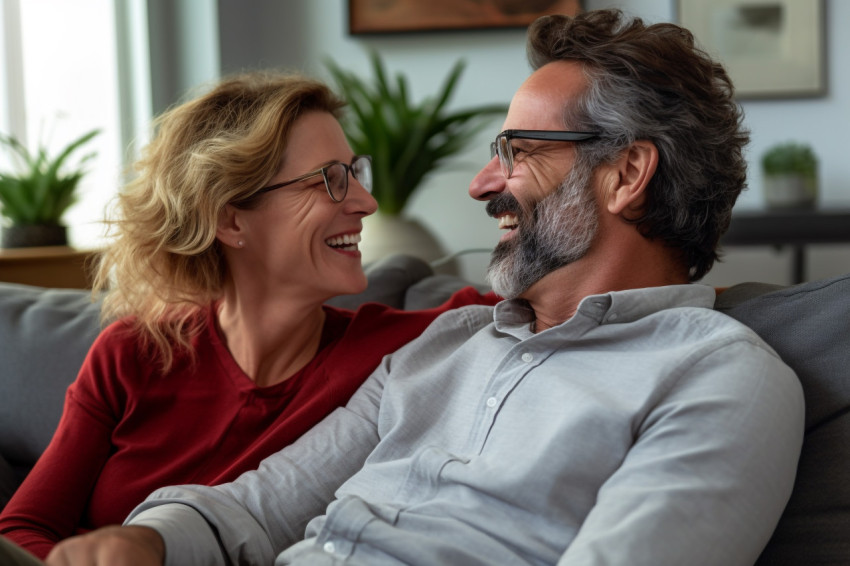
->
[45, 525, 164, 566]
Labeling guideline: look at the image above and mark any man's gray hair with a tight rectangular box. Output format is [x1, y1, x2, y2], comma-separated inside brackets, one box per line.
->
[527, 9, 750, 281]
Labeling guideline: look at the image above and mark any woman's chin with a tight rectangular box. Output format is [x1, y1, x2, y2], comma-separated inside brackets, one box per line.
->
[333, 272, 369, 298]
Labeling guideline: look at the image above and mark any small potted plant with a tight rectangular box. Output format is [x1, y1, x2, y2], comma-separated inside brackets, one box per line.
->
[325, 52, 507, 268]
[761, 142, 818, 209]
[0, 128, 100, 248]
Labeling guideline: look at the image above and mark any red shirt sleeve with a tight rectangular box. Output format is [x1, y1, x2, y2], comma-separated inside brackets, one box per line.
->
[433, 286, 501, 310]
[0, 321, 135, 559]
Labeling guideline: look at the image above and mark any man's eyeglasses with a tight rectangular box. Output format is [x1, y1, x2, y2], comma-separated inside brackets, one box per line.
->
[489, 130, 601, 179]
[256, 155, 373, 202]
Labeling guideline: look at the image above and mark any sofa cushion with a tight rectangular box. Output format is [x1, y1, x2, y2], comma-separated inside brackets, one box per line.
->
[0, 283, 102, 481]
[716, 272, 850, 564]
[404, 274, 490, 310]
[326, 254, 434, 310]
[0, 454, 18, 509]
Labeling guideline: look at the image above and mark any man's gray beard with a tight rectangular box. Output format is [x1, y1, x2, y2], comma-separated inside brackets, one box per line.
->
[486, 160, 598, 299]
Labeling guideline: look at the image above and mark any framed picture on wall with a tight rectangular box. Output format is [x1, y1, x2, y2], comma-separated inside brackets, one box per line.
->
[349, 0, 582, 34]
[678, 0, 825, 99]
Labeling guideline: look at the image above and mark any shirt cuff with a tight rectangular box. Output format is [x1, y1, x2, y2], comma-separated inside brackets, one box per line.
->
[128, 503, 225, 566]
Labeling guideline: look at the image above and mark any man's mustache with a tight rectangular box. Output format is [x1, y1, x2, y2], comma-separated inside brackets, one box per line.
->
[486, 192, 523, 218]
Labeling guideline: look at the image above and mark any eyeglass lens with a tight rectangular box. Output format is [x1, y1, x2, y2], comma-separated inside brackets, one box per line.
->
[351, 156, 372, 194]
[490, 131, 599, 179]
[326, 156, 372, 202]
[489, 135, 513, 178]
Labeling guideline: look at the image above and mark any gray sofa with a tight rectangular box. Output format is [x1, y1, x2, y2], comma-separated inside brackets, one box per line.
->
[0, 254, 847, 564]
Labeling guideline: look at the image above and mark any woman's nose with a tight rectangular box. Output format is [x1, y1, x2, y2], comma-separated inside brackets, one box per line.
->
[346, 176, 378, 215]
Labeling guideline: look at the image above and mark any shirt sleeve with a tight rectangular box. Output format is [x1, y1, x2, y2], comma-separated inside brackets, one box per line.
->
[126, 352, 391, 566]
[557, 337, 805, 566]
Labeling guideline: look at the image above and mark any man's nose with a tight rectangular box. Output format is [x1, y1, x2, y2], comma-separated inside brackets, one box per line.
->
[469, 155, 506, 201]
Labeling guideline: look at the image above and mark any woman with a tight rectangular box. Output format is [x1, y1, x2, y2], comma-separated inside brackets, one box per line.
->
[0, 71, 497, 559]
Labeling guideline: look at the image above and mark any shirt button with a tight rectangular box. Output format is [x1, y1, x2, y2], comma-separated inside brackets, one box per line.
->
[486, 397, 498, 408]
[323, 541, 336, 554]
[521, 352, 533, 363]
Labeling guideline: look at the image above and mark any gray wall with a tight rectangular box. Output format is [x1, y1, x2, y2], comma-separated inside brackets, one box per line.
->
[213, 0, 850, 286]
[147, 0, 219, 114]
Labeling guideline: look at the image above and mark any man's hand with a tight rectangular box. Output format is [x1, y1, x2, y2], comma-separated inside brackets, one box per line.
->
[45, 525, 165, 566]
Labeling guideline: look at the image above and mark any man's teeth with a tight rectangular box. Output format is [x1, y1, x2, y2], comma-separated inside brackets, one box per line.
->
[498, 214, 518, 230]
[325, 233, 361, 250]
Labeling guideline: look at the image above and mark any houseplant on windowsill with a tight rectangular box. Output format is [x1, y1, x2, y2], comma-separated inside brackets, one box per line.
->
[761, 142, 818, 209]
[325, 52, 506, 268]
[0, 128, 100, 248]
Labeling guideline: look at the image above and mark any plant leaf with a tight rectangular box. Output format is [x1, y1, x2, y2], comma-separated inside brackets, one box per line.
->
[0, 128, 100, 224]
[325, 52, 507, 215]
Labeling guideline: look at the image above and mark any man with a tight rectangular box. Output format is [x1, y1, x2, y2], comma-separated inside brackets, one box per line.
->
[37, 8, 803, 566]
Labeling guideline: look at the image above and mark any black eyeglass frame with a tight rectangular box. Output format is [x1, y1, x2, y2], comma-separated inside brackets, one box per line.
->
[490, 129, 601, 179]
[255, 154, 372, 203]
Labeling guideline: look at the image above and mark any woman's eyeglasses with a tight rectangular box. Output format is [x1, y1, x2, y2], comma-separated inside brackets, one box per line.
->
[256, 155, 372, 202]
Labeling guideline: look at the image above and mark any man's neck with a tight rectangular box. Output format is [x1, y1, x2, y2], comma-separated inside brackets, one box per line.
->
[519, 250, 690, 333]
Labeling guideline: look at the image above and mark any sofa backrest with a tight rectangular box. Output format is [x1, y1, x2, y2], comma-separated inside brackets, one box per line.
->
[715, 271, 850, 564]
[1, 257, 848, 563]
[0, 255, 438, 507]
[0, 282, 102, 505]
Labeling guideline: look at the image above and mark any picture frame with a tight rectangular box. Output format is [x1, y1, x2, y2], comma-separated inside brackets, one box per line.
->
[678, 0, 825, 99]
[349, 0, 582, 35]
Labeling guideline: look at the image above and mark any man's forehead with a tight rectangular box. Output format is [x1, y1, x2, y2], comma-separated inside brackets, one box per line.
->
[505, 61, 586, 130]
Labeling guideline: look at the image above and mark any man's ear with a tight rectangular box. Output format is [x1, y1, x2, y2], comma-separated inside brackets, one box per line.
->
[605, 140, 658, 215]
[216, 204, 245, 248]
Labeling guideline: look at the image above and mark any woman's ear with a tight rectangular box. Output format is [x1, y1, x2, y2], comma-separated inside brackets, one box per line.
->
[605, 140, 658, 215]
[216, 204, 246, 249]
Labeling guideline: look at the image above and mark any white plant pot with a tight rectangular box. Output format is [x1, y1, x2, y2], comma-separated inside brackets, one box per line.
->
[360, 212, 457, 274]
[763, 174, 817, 209]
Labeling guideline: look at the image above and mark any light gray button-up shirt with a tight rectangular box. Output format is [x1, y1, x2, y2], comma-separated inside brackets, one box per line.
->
[129, 284, 804, 566]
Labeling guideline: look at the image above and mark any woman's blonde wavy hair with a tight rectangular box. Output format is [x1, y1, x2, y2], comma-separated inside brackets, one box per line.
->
[92, 71, 345, 372]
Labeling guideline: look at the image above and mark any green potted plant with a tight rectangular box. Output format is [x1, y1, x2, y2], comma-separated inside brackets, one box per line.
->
[761, 142, 818, 209]
[325, 52, 506, 267]
[0, 128, 100, 248]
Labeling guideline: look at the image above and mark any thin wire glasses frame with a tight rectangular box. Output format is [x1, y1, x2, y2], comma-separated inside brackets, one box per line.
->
[256, 155, 372, 202]
[490, 129, 601, 179]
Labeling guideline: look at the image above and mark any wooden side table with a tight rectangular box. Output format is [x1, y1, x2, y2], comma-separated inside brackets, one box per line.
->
[721, 208, 850, 284]
[0, 246, 100, 289]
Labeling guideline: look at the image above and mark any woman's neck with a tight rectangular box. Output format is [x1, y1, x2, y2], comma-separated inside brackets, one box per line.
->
[215, 291, 327, 387]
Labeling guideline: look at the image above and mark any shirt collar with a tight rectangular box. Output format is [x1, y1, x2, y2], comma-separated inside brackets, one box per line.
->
[493, 284, 716, 335]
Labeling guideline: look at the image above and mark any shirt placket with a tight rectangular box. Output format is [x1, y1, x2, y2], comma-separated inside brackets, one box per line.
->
[464, 342, 545, 454]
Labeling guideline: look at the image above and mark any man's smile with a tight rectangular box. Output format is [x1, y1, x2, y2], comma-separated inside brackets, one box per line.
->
[497, 214, 518, 230]
[497, 213, 519, 242]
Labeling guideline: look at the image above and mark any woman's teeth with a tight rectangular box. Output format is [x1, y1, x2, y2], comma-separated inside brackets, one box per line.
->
[325, 233, 361, 250]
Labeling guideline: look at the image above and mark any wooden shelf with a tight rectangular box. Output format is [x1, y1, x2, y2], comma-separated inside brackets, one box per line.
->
[0, 246, 100, 288]
[721, 208, 850, 283]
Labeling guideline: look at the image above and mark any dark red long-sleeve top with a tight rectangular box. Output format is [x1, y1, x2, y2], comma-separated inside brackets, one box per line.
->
[0, 288, 498, 558]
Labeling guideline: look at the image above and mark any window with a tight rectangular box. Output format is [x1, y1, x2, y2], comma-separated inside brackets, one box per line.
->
[1, 0, 151, 249]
